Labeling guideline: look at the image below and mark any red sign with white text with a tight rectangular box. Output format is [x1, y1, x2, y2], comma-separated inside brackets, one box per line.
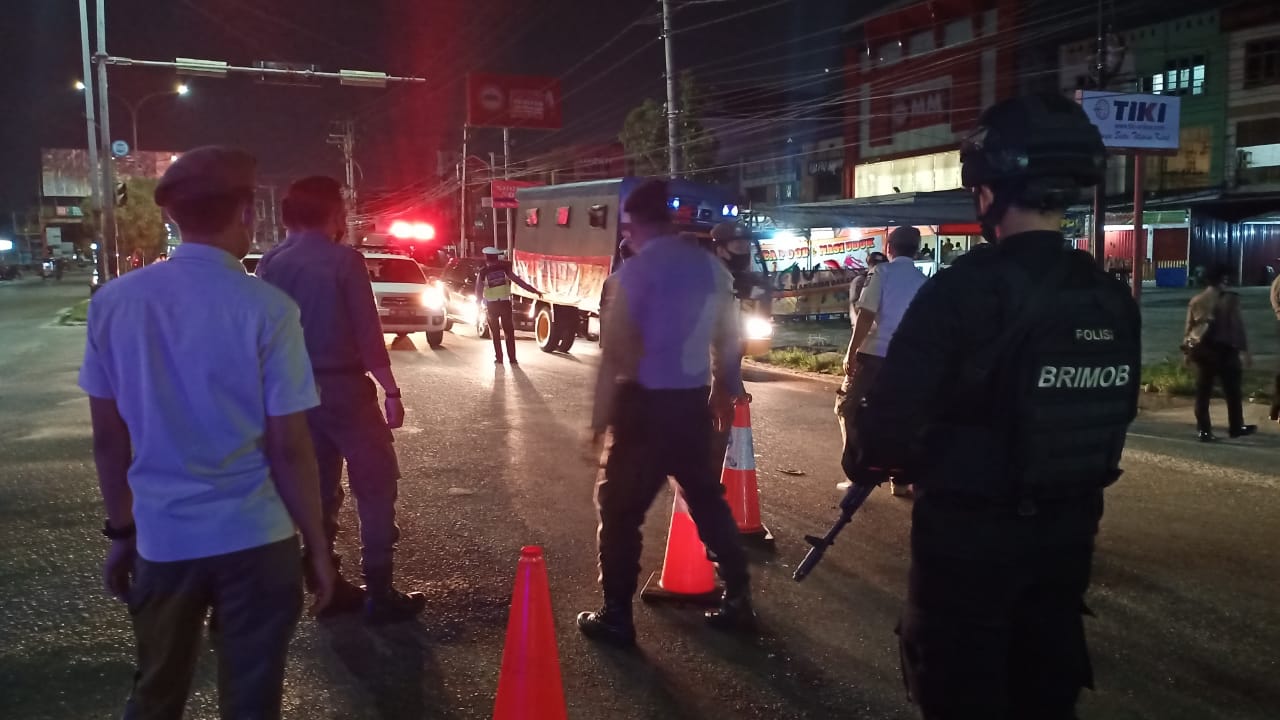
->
[491, 180, 540, 209]
[467, 74, 563, 129]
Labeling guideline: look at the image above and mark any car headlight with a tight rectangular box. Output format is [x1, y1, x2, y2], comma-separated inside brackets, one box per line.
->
[459, 298, 479, 324]
[421, 287, 445, 311]
[743, 315, 773, 340]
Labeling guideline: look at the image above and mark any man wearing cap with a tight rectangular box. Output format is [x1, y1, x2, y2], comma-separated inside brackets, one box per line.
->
[257, 176, 427, 624]
[80, 147, 333, 718]
[475, 246, 542, 365]
[835, 226, 927, 494]
[577, 179, 753, 647]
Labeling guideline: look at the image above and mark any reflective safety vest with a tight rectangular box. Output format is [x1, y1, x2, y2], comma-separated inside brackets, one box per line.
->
[481, 265, 512, 301]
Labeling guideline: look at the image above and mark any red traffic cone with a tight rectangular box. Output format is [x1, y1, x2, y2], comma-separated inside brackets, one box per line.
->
[722, 396, 774, 548]
[493, 546, 567, 720]
[640, 483, 723, 606]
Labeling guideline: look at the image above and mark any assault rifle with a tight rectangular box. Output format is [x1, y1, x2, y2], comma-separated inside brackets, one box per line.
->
[792, 482, 875, 582]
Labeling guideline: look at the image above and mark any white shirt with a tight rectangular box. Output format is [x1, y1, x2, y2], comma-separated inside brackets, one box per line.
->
[79, 242, 319, 562]
[855, 256, 928, 357]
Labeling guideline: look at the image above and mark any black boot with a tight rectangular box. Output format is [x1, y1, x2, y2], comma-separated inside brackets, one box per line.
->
[576, 600, 636, 647]
[304, 553, 366, 618]
[363, 563, 427, 625]
[705, 585, 755, 633]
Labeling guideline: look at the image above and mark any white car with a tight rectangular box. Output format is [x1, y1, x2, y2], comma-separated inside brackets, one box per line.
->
[362, 252, 448, 347]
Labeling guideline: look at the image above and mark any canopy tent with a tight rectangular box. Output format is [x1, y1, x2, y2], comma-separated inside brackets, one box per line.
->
[758, 189, 978, 230]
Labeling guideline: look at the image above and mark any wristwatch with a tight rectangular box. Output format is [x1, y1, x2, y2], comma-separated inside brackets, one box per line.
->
[102, 520, 136, 541]
[385, 388, 402, 399]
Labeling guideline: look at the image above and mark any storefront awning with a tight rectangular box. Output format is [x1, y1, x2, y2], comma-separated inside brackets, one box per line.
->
[759, 189, 976, 229]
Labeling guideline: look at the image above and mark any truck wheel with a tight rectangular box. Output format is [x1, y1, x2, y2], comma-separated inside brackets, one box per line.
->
[553, 306, 578, 352]
[535, 305, 558, 353]
[427, 331, 444, 348]
[444, 319, 454, 333]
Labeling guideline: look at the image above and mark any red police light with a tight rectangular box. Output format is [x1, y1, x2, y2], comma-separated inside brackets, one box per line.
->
[389, 220, 436, 241]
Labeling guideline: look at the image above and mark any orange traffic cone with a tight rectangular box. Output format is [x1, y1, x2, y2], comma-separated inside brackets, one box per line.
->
[493, 546, 567, 720]
[640, 483, 723, 606]
[722, 396, 774, 548]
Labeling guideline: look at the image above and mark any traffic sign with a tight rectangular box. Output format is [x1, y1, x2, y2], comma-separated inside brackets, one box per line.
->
[111, 140, 130, 157]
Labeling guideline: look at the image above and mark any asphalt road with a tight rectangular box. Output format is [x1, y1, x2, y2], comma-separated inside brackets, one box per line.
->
[1, 277, 1278, 720]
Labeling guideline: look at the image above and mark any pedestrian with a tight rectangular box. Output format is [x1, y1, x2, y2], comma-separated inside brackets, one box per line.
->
[1184, 264, 1256, 441]
[1270, 268, 1280, 423]
[578, 179, 753, 647]
[849, 251, 887, 315]
[835, 228, 926, 495]
[475, 246, 543, 365]
[257, 175, 427, 623]
[80, 147, 334, 719]
[848, 95, 1142, 719]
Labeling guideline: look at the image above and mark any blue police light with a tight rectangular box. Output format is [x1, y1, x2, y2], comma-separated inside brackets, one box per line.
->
[721, 204, 740, 217]
[670, 197, 681, 210]
[731, 205, 740, 217]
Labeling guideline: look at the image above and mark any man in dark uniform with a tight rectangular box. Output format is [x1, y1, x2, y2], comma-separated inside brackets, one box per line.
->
[475, 246, 542, 365]
[578, 180, 753, 647]
[258, 176, 426, 624]
[849, 95, 1142, 718]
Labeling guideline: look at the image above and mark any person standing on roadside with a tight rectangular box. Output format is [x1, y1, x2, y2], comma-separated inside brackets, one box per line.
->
[475, 246, 543, 365]
[577, 179, 754, 647]
[81, 147, 333, 719]
[835, 227, 927, 495]
[1185, 264, 1257, 442]
[1270, 269, 1280, 423]
[258, 176, 427, 624]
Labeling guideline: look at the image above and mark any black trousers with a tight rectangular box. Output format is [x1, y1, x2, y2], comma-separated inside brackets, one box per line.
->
[595, 384, 749, 602]
[1272, 321, 1280, 418]
[901, 493, 1102, 720]
[487, 299, 517, 361]
[123, 537, 303, 720]
[1191, 343, 1244, 433]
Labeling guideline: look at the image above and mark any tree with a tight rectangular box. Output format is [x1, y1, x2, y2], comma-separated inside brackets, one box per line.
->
[81, 177, 168, 263]
[619, 71, 720, 179]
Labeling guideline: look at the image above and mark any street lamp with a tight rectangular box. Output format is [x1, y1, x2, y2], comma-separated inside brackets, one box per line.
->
[76, 81, 189, 151]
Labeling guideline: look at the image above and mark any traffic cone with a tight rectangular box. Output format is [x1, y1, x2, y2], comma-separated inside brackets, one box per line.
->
[722, 396, 774, 548]
[492, 546, 567, 720]
[640, 483, 723, 607]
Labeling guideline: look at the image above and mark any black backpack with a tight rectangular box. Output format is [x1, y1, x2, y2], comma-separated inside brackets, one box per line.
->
[963, 251, 1141, 505]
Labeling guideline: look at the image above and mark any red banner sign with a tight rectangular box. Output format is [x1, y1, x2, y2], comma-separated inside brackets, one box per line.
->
[467, 74, 563, 129]
[491, 180, 539, 209]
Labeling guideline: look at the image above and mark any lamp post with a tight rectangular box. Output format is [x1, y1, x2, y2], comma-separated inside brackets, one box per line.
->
[77, 82, 188, 151]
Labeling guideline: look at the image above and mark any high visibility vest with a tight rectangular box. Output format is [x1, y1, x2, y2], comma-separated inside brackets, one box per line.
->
[481, 266, 512, 301]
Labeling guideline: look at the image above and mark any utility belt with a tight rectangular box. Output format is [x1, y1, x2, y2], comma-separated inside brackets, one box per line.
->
[616, 381, 710, 404]
[313, 364, 366, 375]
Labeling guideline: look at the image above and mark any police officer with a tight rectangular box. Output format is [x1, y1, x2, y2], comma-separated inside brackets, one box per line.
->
[258, 176, 427, 624]
[475, 247, 542, 365]
[849, 95, 1142, 718]
[578, 180, 753, 647]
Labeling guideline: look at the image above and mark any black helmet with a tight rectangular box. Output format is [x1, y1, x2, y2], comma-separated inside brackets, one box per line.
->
[960, 94, 1105, 195]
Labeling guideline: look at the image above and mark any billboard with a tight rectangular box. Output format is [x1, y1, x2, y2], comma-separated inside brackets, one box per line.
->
[1079, 92, 1182, 151]
[491, 180, 540, 209]
[41, 149, 179, 198]
[466, 74, 563, 129]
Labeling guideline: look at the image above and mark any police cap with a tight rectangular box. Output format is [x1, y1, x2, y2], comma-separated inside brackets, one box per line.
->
[154, 146, 256, 207]
[960, 95, 1105, 193]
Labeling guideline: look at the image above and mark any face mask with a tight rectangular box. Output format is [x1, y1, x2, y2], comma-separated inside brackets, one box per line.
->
[725, 252, 751, 273]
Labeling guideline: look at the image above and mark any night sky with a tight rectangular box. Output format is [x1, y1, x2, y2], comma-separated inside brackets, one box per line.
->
[0, 0, 862, 217]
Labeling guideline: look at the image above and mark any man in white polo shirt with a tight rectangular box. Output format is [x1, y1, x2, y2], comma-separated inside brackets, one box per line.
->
[80, 146, 334, 719]
[835, 226, 928, 495]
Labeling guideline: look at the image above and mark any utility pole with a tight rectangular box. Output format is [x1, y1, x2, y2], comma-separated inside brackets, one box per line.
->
[661, 0, 680, 178]
[267, 185, 280, 247]
[503, 126, 513, 249]
[459, 125, 469, 255]
[77, 0, 104, 282]
[1091, 0, 1108, 268]
[95, 0, 119, 279]
[327, 120, 357, 243]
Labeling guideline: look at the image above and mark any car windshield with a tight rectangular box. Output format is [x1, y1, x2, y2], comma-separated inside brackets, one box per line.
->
[365, 257, 425, 285]
[242, 256, 259, 274]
